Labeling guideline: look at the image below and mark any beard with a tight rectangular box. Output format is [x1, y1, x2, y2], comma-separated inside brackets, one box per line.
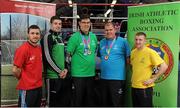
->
[29, 39, 39, 44]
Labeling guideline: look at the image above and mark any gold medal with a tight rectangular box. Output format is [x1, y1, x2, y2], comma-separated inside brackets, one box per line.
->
[104, 55, 109, 60]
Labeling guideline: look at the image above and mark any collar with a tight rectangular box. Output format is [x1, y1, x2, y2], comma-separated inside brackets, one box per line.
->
[106, 36, 117, 41]
[80, 30, 89, 36]
[27, 41, 38, 47]
[49, 29, 61, 36]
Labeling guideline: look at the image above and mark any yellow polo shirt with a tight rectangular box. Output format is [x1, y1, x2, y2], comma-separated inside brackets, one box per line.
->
[130, 47, 164, 88]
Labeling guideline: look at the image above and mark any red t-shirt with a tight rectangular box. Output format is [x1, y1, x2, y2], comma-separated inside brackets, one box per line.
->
[14, 42, 42, 90]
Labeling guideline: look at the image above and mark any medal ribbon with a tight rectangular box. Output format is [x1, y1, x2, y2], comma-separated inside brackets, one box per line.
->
[81, 33, 91, 50]
[105, 38, 116, 56]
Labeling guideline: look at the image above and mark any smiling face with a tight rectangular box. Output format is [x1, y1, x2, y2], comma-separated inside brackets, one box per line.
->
[135, 34, 146, 50]
[79, 18, 91, 35]
[51, 19, 62, 32]
[104, 23, 116, 39]
[28, 28, 41, 44]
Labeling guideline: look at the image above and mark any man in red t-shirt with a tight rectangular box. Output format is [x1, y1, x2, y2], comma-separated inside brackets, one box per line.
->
[12, 25, 43, 107]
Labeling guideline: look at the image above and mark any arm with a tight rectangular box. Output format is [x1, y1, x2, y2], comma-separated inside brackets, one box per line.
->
[66, 52, 72, 65]
[66, 33, 78, 56]
[143, 62, 168, 86]
[126, 57, 130, 64]
[43, 33, 62, 73]
[62, 34, 77, 79]
[12, 65, 21, 80]
[96, 42, 101, 57]
[124, 39, 131, 64]
[151, 62, 168, 81]
[60, 52, 72, 79]
[13, 46, 26, 80]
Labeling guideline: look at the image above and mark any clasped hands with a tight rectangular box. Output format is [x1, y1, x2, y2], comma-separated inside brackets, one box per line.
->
[59, 69, 68, 79]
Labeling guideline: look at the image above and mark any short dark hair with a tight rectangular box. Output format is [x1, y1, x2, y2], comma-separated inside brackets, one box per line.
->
[28, 25, 40, 33]
[79, 14, 90, 21]
[50, 16, 61, 23]
[135, 32, 147, 38]
[104, 21, 115, 28]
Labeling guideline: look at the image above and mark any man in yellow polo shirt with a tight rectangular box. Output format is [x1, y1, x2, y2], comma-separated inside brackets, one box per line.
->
[130, 32, 168, 107]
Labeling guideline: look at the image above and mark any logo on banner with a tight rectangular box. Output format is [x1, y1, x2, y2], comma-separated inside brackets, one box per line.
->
[146, 38, 173, 83]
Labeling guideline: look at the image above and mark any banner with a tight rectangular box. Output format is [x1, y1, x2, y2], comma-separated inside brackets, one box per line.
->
[0, 0, 56, 19]
[127, 2, 180, 107]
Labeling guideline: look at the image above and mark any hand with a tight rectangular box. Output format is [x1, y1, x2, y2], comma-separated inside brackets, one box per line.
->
[12, 66, 21, 80]
[59, 69, 68, 79]
[143, 78, 156, 86]
[66, 56, 71, 64]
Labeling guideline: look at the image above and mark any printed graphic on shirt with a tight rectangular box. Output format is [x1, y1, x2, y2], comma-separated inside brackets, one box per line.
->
[146, 38, 173, 83]
[29, 56, 35, 61]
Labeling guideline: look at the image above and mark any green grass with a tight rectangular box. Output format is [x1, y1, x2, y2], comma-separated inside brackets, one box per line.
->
[1, 76, 18, 100]
[1, 65, 18, 105]
[1, 65, 13, 75]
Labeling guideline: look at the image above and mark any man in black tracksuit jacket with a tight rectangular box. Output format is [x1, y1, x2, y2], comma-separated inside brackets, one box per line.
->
[41, 16, 72, 107]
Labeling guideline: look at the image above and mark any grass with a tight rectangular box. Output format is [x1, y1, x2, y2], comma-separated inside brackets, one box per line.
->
[1, 76, 18, 100]
[1, 65, 18, 105]
[1, 65, 13, 75]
